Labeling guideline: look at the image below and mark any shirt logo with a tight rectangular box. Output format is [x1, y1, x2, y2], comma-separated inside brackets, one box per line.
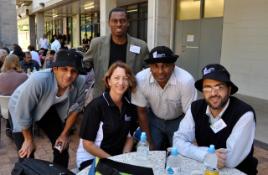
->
[124, 114, 131, 122]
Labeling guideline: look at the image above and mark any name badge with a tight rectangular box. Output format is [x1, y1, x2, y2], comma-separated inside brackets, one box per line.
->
[124, 114, 131, 122]
[210, 119, 227, 133]
[130, 45, 141, 54]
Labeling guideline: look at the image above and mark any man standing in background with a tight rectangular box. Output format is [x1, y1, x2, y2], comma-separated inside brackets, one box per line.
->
[83, 7, 149, 98]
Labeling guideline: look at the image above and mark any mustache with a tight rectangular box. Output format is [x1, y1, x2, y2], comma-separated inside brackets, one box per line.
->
[208, 95, 220, 100]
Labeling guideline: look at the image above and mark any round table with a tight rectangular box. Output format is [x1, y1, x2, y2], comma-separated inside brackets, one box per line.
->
[77, 151, 246, 175]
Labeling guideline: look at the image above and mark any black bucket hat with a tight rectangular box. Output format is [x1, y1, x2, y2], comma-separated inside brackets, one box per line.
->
[195, 64, 238, 94]
[145, 46, 179, 64]
[52, 50, 83, 73]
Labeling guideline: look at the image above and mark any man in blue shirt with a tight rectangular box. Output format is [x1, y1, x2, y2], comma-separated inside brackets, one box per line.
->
[9, 50, 87, 167]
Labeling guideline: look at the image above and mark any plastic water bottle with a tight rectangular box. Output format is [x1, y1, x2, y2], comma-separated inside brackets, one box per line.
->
[136, 132, 149, 160]
[204, 145, 219, 175]
[166, 147, 180, 175]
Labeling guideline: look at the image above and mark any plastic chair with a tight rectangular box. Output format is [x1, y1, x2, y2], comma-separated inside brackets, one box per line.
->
[0, 95, 10, 141]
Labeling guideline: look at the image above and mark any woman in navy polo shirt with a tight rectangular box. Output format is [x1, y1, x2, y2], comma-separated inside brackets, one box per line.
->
[76, 61, 137, 170]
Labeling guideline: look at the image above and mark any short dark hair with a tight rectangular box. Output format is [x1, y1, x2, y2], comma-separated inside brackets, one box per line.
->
[108, 7, 128, 20]
[49, 50, 56, 55]
[24, 51, 31, 57]
[27, 45, 35, 51]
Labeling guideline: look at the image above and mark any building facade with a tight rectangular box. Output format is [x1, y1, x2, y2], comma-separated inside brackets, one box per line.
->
[16, 0, 268, 100]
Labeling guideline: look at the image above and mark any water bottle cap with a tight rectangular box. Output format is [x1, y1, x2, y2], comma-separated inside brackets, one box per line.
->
[170, 147, 178, 156]
[208, 144, 215, 153]
[140, 132, 147, 142]
[166, 167, 174, 175]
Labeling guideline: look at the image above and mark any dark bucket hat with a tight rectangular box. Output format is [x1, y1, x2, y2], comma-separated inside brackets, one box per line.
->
[145, 46, 179, 64]
[52, 50, 83, 73]
[195, 64, 238, 94]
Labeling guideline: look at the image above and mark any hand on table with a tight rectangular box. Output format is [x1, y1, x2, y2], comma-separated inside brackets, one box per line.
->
[216, 148, 227, 169]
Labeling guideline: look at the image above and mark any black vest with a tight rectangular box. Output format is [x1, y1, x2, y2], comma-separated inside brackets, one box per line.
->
[191, 96, 257, 175]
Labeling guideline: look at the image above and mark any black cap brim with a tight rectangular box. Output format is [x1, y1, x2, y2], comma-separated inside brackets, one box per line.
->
[195, 72, 238, 95]
[145, 55, 178, 64]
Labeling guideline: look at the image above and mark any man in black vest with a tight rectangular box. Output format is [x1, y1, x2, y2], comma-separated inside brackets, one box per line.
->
[173, 64, 258, 175]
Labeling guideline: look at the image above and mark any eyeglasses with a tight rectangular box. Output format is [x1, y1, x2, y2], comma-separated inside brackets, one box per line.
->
[202, 84, 226, 94]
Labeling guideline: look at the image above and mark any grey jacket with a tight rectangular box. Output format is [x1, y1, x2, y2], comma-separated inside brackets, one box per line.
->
[83, 34, 149, 97]
[8, 69, 87, 132]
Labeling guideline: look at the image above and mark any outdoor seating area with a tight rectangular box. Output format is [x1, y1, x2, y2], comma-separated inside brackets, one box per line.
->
[0, 115, 267, 175]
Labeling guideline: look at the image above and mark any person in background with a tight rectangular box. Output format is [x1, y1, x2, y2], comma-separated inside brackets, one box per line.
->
[19, 52, 40, 73]
[83, 7, 149, 98]
[173, 64, 258, 175]
[0, 49, 8, 69]
[0, 54, 28, 137]
[82, 33, 91, 52]
[28, 45, 42, 67]
[0, 54, 28, 95]
[2, 47, 10, 54]
[12, 44, 24, 61]
[9, 50, 87, 168]
[39, 48, 47, 65]
[39, 34, 49, 50]
[43, 50, 55, 69]
[76, 62, 137, 170]
[131, 46, 197, 150]
[51, 35, 61, 52]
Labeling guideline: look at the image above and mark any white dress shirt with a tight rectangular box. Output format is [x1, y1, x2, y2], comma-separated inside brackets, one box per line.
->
[173, 99, 256, 167]
[131, 66, 197, 120]
[50, 39, 61, 52]
[39, 37, 49, 49]
[30, 50, 41, 66]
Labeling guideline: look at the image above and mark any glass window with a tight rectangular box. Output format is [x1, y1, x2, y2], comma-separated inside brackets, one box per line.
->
[177, 0, 201, 20]
[80, 12, 99, 46]
[204, 0, 224, 18]
[121, 2, 148, 42]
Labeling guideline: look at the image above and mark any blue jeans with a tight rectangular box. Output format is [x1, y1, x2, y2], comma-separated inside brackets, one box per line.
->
[148, 109, 183, 150]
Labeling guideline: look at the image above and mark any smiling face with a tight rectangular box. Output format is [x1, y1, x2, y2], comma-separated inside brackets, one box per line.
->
[203, 79, 231, 114]
[53, 66, 78, 93]
[149, 62, 175, 88]
[108, 11, 129, 38]
[108, 67, 129, 96]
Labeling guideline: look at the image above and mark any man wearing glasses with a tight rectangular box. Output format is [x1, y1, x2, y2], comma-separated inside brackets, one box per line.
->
[173, 64, 258, 175]
[9, 50, 87, 168]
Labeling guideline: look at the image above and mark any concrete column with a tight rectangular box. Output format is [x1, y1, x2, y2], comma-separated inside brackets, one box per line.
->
[35, 12, 45, 49]
[72, 14, 80, 48]
[99, 0, 116, 36]
[63, 17, 67, 35]
[29, 15, 36, 47]
[147, 0, 174, 50]
[0, 0, 18, 48]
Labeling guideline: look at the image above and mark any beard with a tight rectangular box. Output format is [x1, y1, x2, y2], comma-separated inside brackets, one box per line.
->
[206, 95, 229, 110]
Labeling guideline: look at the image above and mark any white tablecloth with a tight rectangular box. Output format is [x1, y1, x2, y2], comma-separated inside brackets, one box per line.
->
[77, 151, 245, 175]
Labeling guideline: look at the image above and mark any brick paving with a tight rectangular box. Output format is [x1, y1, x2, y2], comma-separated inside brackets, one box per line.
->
[0, 119, 268, 175]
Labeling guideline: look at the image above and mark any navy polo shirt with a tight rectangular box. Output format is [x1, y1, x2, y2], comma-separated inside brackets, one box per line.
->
[80, 91, 137, 156]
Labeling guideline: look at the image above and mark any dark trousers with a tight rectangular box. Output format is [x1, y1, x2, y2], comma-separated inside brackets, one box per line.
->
[13, 106, 69, 168]
[148, 109, 184, 150]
